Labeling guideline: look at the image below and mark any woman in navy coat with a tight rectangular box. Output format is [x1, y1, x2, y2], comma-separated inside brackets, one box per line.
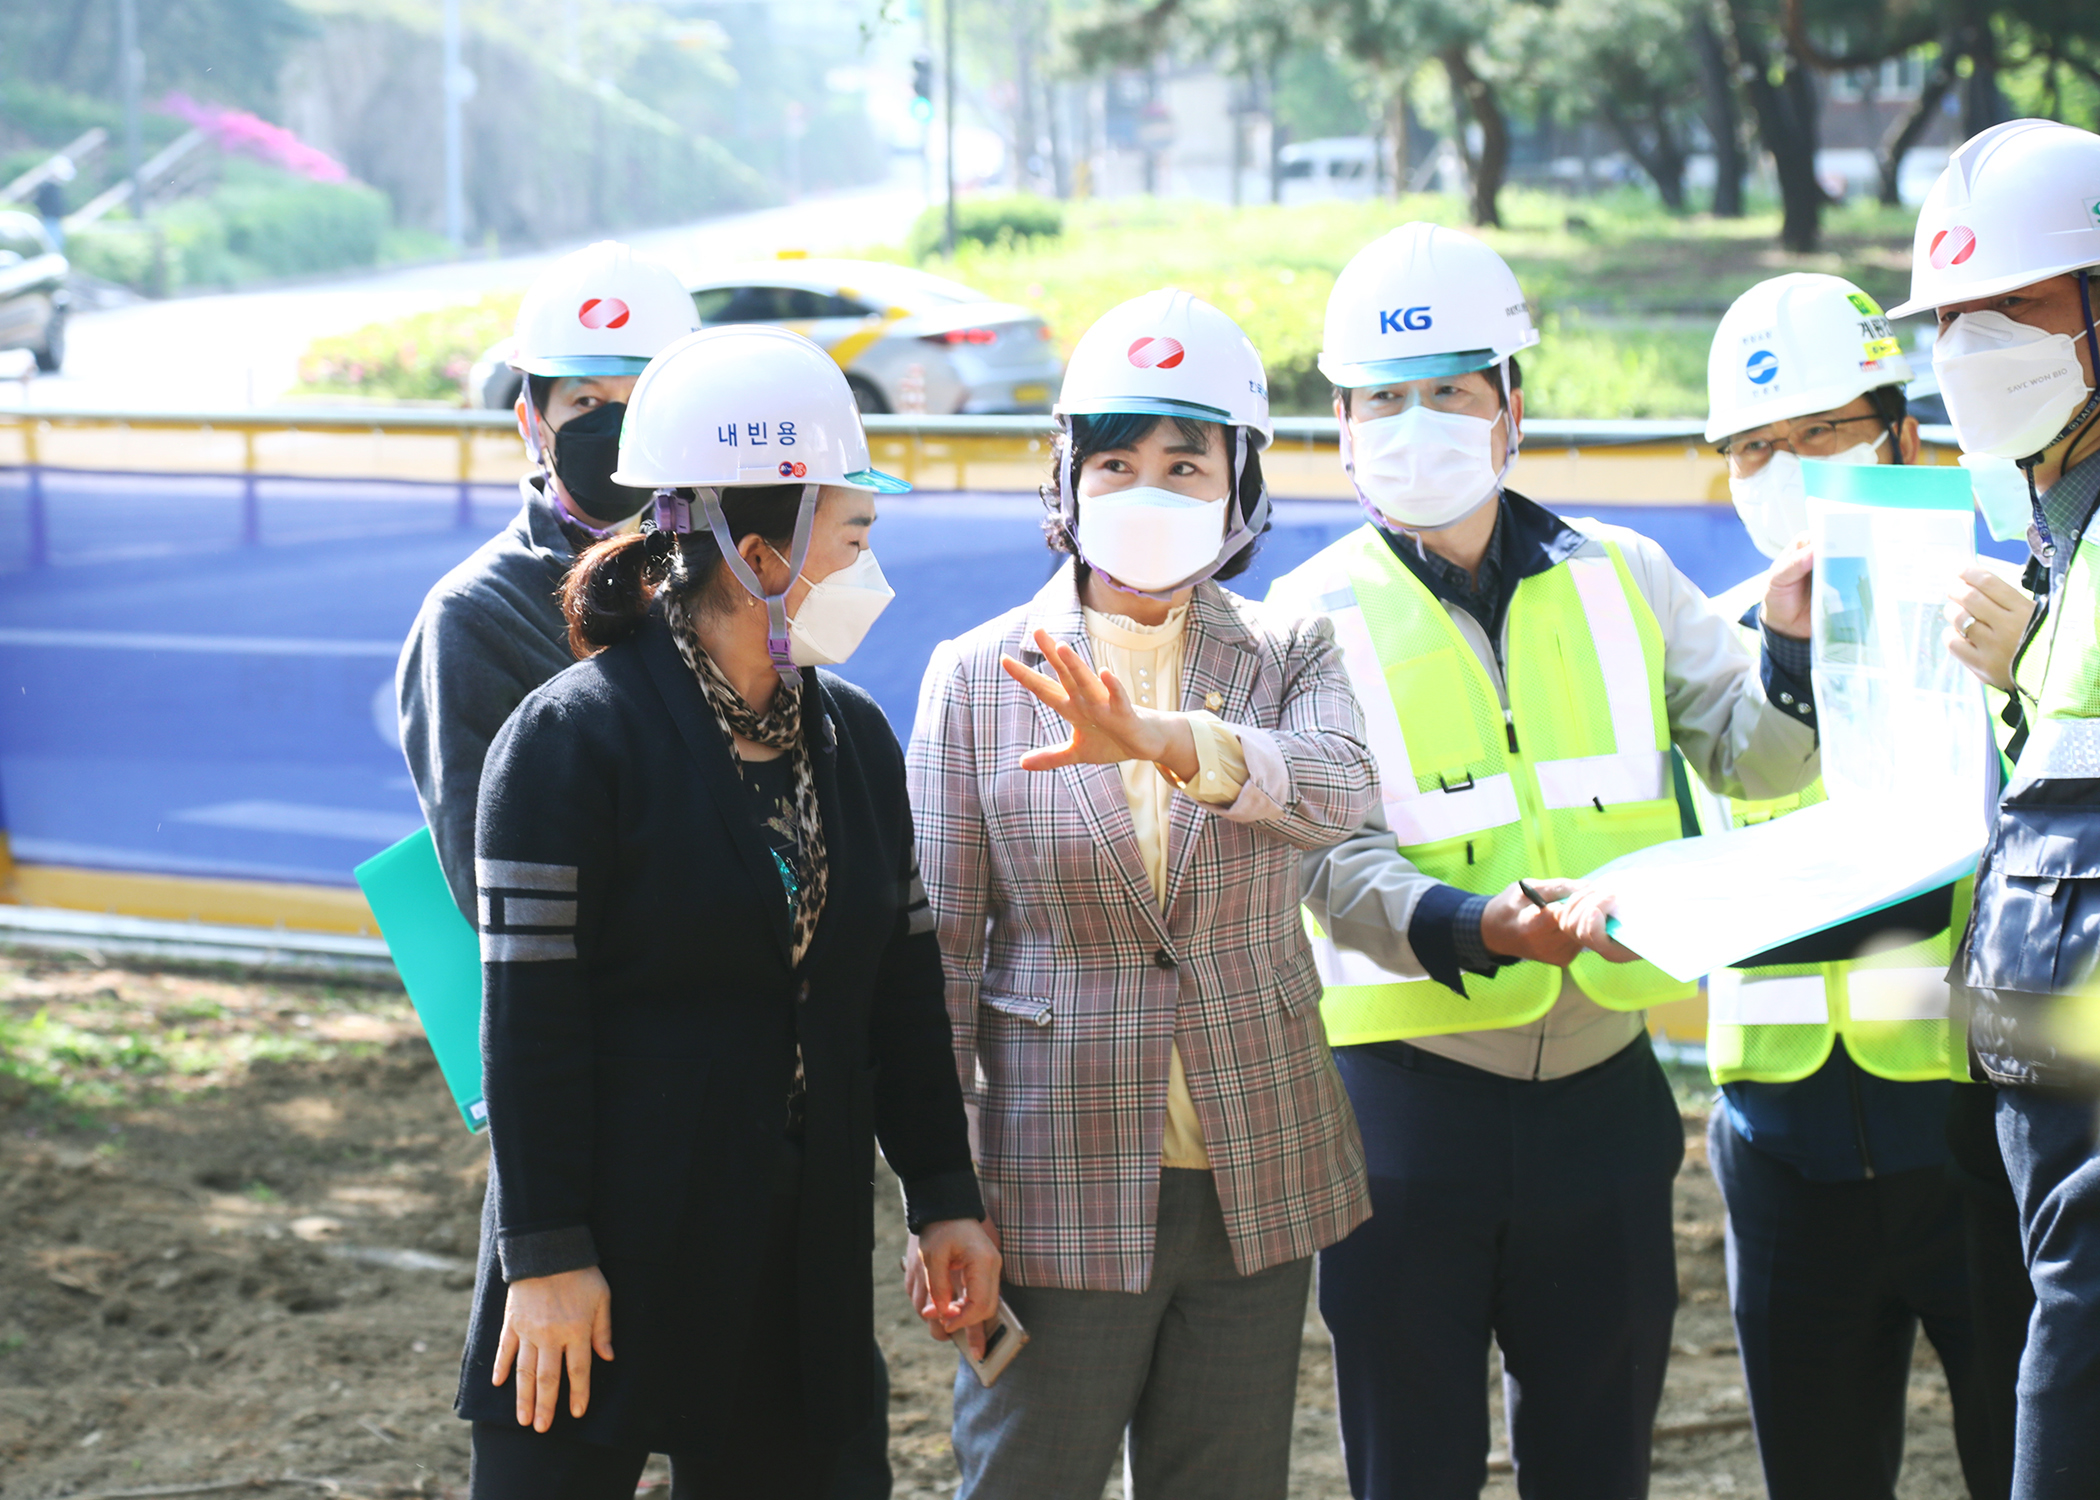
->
[458, 327, 998, 1499]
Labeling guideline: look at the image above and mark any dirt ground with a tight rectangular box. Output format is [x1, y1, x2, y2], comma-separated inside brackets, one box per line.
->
[1, 951, 1972, 1499]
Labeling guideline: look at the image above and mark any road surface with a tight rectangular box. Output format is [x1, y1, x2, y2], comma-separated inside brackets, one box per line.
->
[6, 182, 929, 412]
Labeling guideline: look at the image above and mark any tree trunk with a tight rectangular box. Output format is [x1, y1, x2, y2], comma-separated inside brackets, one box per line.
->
[1601, 99, 1687, 210]
[1268, 58, 1285, 204]
[1724, 0, 1822, 252]
[1387, 84, 1409, 200]
[1692, 9, 1746, 217]
[1958, 0, 2004, 139]
[1876, 54, 1953, 205]
[1440, 44, 1507, 228]
[1047, 77, 1069, 199]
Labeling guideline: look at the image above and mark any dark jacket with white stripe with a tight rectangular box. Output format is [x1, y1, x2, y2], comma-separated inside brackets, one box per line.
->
[456, 613, 983, 1453]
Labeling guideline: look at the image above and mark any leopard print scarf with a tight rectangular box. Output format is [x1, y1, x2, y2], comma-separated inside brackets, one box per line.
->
[665, 598, 829, 966]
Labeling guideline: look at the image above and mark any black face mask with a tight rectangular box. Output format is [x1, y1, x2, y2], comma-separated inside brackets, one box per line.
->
[548, 401, 651, 523]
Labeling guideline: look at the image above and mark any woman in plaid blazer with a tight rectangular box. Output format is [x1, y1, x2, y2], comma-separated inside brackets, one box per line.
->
[903, 292, 1375, 1500]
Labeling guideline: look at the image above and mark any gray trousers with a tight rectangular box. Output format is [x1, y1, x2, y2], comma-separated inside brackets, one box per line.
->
[952, 1168, 1313, 1500]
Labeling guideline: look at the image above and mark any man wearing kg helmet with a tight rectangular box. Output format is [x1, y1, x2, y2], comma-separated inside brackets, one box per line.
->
[398, 240, 696, 921]
[1269, 223, 1821, 1498]
[1701, 272, 2025, 1500]
[1891, 119, 2100, 1498]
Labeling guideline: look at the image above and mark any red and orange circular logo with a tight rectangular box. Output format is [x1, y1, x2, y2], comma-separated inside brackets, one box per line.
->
[578, 297, 632, 329]
[1127, 336, 1185, 370]
[1928, 226, 1978, 270]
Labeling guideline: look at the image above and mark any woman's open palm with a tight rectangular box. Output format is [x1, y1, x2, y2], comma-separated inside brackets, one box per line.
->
[1002, 628, 1165, 771]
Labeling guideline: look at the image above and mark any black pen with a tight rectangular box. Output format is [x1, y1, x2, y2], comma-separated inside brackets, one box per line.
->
[1517, 880, 1552, 911]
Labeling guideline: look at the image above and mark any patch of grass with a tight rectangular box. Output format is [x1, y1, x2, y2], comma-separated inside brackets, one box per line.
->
[291, 186, 1916, 417]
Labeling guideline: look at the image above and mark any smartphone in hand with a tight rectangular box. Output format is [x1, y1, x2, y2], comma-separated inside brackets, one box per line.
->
[952, 1297, 1029, 1388]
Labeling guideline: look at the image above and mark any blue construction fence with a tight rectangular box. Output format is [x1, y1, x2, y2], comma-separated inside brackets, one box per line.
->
[0, 467, 2027, 896]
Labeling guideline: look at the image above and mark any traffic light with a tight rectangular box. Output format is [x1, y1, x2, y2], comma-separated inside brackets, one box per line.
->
[911, 54, 934, 122]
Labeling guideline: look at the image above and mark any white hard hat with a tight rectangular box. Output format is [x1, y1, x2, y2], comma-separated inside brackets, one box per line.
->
[1319, 222, 1539, 387]
[510, 240, 699, 377]
[1705, 274, 1914, 442]
[1888, 120, 2100, 319]
[1055, 288, 1273, 447]
[612, 324, 909, 492]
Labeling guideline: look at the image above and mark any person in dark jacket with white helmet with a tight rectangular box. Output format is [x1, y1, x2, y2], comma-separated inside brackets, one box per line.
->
[458, 324, 999, 1499]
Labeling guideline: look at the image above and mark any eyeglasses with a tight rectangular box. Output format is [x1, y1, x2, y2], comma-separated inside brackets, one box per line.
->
[1718, 414, 1888, 473]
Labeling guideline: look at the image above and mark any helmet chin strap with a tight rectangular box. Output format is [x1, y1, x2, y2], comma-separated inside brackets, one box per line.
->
[2017, 268, 2100, 566]
[695, 483, 818, 685]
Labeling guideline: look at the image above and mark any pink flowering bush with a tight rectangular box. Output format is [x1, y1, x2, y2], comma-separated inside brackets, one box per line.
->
[158, 93, 351, 184]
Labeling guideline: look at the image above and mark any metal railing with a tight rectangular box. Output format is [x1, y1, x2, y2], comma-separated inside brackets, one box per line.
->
[0, 402, 1967, 516]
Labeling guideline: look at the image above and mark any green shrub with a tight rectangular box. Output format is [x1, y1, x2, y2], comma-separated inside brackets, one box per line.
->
[63, 162, 392, 294]
[210, 160, 388, 278]
[907, 194, 1064, 262]
[297, 292, 521, 403]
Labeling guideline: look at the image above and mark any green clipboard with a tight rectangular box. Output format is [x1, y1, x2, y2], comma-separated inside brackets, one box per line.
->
[354, 827, 487, 1132]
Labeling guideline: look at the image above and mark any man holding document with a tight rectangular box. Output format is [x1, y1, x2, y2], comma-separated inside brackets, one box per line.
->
[1270, 223, 1821, 1498]
[1697, 272, 2009, 1500]
[1897, 119, 2100, 1497]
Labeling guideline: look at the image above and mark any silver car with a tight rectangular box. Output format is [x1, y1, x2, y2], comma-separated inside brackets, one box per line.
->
[470, 256, 1062, 415]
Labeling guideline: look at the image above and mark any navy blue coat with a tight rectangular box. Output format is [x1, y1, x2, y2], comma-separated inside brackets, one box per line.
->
[456, 615, 982, 1455]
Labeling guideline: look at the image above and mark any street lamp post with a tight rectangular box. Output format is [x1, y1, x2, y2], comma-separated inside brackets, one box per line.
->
[943, 0, 957, 258]
[443, 0, 465, 250]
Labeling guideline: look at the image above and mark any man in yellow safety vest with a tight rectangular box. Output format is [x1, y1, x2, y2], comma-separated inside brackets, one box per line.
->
[1700, 271, 2029, 1500]
[1269, 223, 1820, 1498]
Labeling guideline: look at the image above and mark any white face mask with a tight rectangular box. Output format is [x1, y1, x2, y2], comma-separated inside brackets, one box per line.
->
[1348, 405, 1510, 530]
[771, 545, 894, 666]
[1074, 485, 1228, 593]
[1727, 432, 1885, 560]
[1934, 310, 2095, 460]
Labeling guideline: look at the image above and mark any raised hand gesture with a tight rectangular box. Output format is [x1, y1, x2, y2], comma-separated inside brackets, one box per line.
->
[1001, 628, 1199, 779]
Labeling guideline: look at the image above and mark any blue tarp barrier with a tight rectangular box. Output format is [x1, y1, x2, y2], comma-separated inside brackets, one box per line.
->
[0, 468, 2027, 892]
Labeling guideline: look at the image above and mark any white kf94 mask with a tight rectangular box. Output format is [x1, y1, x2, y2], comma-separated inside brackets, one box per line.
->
[1075, 486, 1229, 593]
[1349, 405, 1512, 530]
[771, 546, 895, 666]
[1934, 310, 2095, 460]
[1728, 433, 1886, 561]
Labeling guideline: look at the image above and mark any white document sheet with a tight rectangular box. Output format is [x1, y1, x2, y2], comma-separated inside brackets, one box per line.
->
[1594, 796, 1979, 983]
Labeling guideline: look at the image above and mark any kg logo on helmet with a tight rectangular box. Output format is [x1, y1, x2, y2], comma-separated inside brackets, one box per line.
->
[578, 297, 632, 330]
[1745, 349, 1780, 386]
[1127, 336, 1185, 370]
[778, 461, 808, 479]
[1928, 226, 1979, 271]
[1378, 307, 1433, 334]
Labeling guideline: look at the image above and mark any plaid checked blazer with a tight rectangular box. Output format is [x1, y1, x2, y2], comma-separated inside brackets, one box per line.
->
[906, 563, 1376, 1293]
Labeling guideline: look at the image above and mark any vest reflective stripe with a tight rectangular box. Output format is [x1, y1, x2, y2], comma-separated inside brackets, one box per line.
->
[1392, 774, 1522, 844]
[1567, 555, 1657, 761]
[1328, 600, 1421, 815]
[1709, 971, 1827, 1025]
[1305, 526, 1695, 1045]
[1692, 599, 1966, 1084]
[2015, 714, 2100, 781]
[1534, 750, 1668, 810]
[1847, 967, 1953, 1022]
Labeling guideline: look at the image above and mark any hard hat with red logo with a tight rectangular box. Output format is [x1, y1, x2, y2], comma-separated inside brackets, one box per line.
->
[1888, 120, 2100, 318]
[509, 240, 699, 376]
[1055, 288, 1273, 447]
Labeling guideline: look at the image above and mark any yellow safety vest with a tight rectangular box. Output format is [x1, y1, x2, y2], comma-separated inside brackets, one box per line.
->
[1693, 775, 1968, 1085]
[1303, 525, 1697, 1047]
[2013, 533, 2100, 770]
